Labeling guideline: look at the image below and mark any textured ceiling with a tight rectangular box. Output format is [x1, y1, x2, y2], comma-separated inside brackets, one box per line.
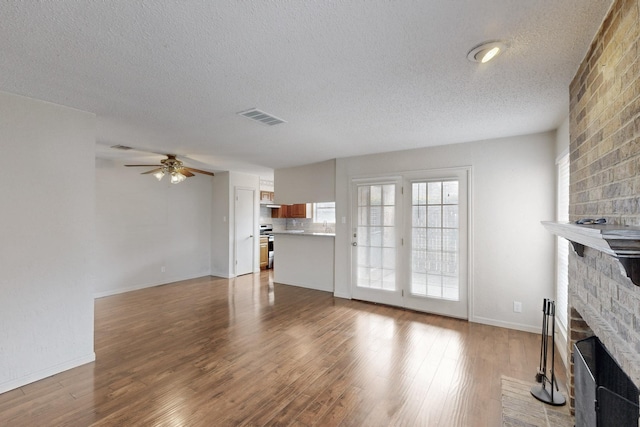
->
[0, 1, 612, 176]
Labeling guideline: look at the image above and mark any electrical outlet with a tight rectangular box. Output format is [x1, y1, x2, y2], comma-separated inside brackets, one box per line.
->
[513, 301, 522, 313]
[161, 266, 166, 273]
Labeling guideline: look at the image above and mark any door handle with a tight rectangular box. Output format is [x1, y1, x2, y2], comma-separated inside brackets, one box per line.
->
[352, 242, 357, 246]
[249, 235, 254, 238]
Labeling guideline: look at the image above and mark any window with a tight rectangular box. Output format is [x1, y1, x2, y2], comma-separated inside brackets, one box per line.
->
[313, 202, 335, 224]
[556, 152, 570, 332]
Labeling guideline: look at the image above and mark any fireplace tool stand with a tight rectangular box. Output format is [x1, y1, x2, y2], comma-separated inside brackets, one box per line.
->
[531, 298, 566, 406]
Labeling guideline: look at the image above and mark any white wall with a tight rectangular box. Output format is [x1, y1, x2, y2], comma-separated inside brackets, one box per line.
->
[334, 131, 556, 332]
[210, 171, 260, 278]
[94, 158, 213, 297]
[0, 91, 96, 393]
[274, 159, 336, 203]
[211, 172, 231, 277]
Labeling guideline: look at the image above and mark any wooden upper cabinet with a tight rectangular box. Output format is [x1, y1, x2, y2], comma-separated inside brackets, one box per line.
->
[271, 204, 290, 218]
[289, 204, 307, 218]
[260, 191, 274, 203]
[271, 204, 307, 218]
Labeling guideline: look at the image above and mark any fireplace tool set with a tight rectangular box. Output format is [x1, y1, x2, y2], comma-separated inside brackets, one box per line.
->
[531, 298, 566, 405]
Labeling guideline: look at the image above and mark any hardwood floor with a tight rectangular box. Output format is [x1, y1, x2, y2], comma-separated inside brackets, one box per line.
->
[0, 271, 566, 426]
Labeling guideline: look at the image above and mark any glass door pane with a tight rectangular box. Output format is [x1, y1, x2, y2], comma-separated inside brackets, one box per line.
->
[356, 183, 396, 291]
[411, 179, 459, 300]
[404, 168, 468, 319]
[351, 177, 403, 308]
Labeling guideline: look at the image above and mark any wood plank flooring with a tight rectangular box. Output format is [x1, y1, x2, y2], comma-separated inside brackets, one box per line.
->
[0, 271, 567, 426]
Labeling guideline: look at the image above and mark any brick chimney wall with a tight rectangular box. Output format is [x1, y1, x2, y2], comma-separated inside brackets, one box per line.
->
[567, 0, 640, 414]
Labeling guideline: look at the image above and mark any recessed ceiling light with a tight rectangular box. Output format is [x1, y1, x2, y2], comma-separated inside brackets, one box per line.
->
[467, 41, 507, 63]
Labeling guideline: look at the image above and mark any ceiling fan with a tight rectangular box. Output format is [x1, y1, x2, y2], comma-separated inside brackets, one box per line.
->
[125, 154, 214, 184]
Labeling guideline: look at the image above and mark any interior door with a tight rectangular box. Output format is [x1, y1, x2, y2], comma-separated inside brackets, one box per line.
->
[350, 178, 403, 307]
[235, 188, 255, 276]
[403, 169, 468, 318]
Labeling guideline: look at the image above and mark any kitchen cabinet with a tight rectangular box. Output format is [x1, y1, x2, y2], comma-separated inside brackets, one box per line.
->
[260, 191, 274, 203]
[271, 203, 307, 218]
[271, 204, 290, 218]
[260, 236, 268, 269]
[289, 204, 307, 218]
[273, 233, 334, 292]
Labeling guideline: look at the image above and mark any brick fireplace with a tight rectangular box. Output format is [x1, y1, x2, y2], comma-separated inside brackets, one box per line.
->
[567, 0, 640, 416]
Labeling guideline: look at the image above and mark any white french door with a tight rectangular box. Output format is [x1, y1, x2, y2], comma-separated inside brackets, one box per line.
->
[350, 178, 403, 307]
[350, 169, 469, 319]
[403, 170, 468, 318]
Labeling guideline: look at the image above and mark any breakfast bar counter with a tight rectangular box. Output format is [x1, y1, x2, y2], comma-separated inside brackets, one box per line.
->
[272, 231, 335, 292]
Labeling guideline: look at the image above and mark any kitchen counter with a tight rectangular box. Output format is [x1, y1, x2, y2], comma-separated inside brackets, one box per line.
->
[273, 232, 335, 292]
[272, 230, 335, 237]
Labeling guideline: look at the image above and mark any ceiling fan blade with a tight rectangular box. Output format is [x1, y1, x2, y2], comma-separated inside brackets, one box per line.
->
[179, 168, 195, 177]
[125, 164, 162, 167]
[183, 167, 215, 176]
[141, 168, 164, 175]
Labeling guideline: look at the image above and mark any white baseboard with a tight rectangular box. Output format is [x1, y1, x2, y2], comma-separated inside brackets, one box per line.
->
[333, 291, 351, 299]
[210, 273, 236, 279]
[0, 353, 95, 395]
[274, 280, 333, 293]
[471, 315, 540, 334]
[93, 273, 214, 298]
[209, 270, 234, 279]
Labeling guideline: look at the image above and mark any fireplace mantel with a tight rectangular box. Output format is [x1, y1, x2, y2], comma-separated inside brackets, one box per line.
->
[541, 221, 640, 286]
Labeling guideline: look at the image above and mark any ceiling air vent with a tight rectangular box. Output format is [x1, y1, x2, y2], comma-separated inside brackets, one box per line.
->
[237, 108, 286, 126]
[110, 144, 133, 150]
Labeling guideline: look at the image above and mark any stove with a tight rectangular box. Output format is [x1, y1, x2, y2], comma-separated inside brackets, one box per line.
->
[259, 224, 273, 235]
[260, 224, 274, 268]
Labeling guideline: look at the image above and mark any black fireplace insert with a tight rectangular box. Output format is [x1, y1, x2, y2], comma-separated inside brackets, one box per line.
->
[574, 336, 639, 426]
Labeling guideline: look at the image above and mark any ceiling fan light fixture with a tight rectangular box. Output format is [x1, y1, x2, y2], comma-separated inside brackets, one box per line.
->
[467, 41, 506, 63]
[125, 154, 214, 184]
[153, 170, 165, 181]
[170, 171, 186, 184]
